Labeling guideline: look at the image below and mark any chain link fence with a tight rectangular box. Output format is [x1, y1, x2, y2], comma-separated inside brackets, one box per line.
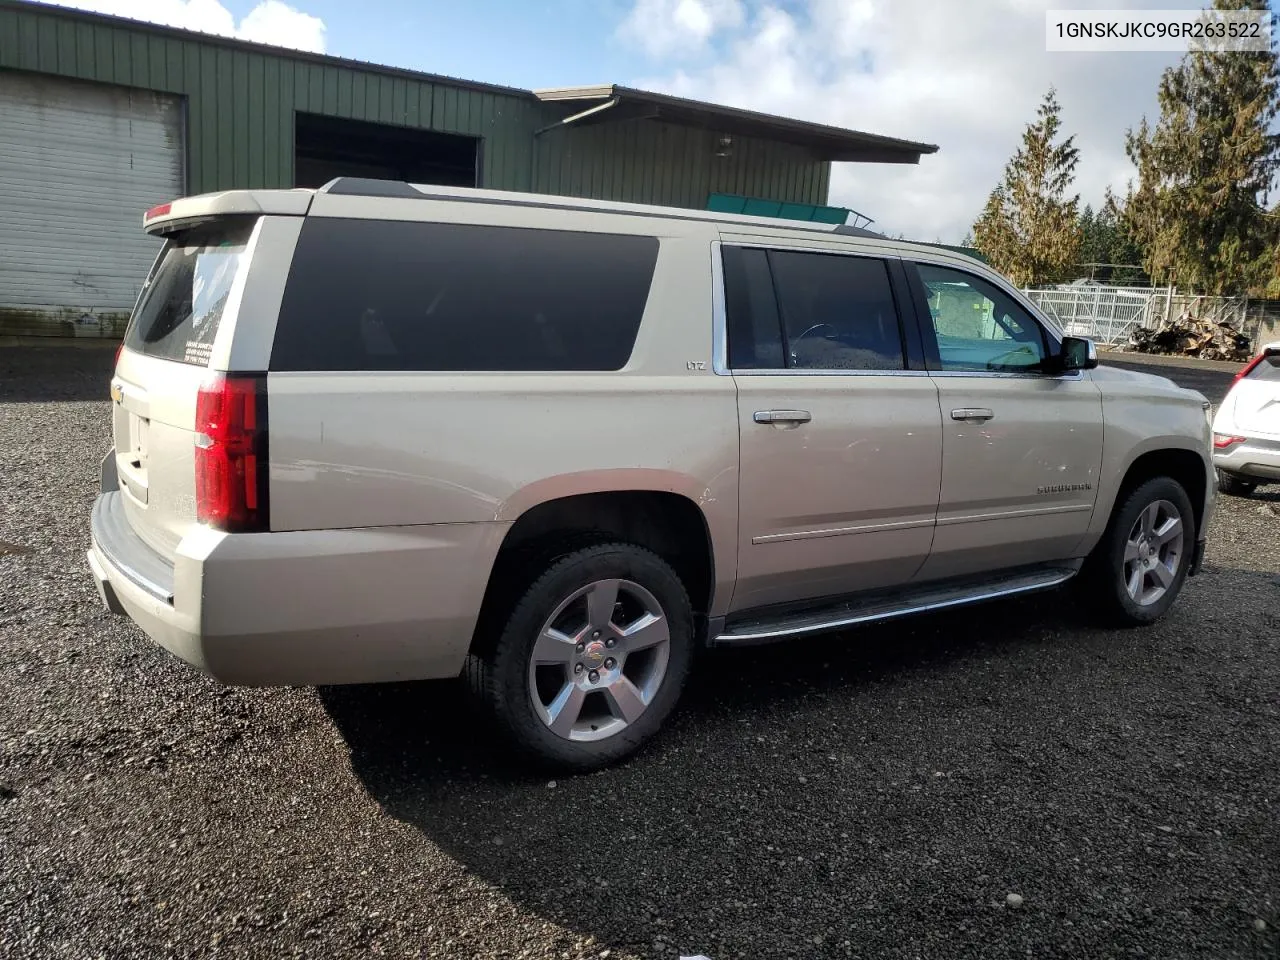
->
[1023, 285, 1163, 346]
[1023, 283, 1280, 352]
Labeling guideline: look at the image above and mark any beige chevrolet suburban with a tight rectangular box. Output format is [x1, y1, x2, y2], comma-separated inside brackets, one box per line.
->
[88, 178, 1216, 770]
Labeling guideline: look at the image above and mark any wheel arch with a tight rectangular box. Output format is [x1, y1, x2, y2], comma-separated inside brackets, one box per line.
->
[1098, 441, 1211, 541]
[471, 483, 724, 657]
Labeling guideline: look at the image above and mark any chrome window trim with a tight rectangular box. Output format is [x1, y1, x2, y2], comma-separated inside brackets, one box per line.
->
[719, 238, 899, 262]
[725, 367, 1079, 380]
[710, 240, 730, 376]
[930, 368, 1084, 382]
[728, 367, 931, 378]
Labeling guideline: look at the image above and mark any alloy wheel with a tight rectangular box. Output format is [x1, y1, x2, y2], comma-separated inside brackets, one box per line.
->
[527, 578, 671, 742]
[1122, 499, 1185, 607]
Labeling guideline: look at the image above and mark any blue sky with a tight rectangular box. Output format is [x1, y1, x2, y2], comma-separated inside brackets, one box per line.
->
[41, 1, 1278, 242]
[234, 0, 651, 89]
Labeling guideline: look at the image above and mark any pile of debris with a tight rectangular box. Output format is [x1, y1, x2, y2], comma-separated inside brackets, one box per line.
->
[1127, 316, 1253, 362]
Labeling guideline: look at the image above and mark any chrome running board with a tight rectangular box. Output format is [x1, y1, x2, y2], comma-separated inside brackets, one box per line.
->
[713, 565, 1079, 646]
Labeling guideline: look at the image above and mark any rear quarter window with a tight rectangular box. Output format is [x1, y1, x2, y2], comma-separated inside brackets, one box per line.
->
[270, 218, 660, 372]
[123, 220, 256, 366]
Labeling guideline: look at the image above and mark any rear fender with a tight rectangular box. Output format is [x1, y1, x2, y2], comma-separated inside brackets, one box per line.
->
[497, 468, 737, 617]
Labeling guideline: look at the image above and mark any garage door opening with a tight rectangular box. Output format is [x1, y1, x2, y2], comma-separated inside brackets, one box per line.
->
[294, 113, 479, 189]
[0, 71, 184, 338]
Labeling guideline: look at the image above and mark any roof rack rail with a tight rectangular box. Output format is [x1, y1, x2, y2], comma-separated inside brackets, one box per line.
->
[319, 178, 424, 198]
[833, 224, 885, 240]
[316, 177, 903, 239]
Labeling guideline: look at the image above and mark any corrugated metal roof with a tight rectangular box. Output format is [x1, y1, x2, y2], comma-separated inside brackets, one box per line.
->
[6, 0, 533, 97]
[534, 85, 938, 164]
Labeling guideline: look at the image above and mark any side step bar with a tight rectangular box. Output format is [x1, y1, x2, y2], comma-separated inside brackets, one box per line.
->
[713, 565, 1080, 646]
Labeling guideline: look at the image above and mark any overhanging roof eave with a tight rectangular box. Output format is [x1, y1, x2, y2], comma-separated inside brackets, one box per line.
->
[533, 83, 939, 163]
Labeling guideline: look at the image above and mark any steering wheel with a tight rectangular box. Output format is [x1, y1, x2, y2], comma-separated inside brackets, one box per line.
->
[790, 323, 839, 364]
[793, 322, 837, 345]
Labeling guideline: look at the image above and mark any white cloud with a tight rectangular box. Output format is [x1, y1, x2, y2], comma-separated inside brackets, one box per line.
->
[235, 0, 325, 50]
[617, 0, 746, 58]
[623, 0, 1201, 243]
[41, 0, 326, 53]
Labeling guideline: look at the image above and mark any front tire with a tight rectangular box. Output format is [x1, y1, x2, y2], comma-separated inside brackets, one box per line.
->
[1082, 476, 1195, 626]
[467, 542, 693, 772]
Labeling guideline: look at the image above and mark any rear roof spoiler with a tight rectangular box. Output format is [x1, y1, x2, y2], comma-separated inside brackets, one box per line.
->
[143, 188, 315, 236]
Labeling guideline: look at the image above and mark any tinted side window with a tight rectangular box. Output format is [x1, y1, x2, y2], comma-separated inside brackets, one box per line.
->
[916, 264, 1047, 372]
[271, 219, 658, 372]
[723, 246, 784, 369]
[769, 251, 905, 371]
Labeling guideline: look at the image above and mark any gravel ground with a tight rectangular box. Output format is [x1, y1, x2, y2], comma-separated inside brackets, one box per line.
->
[2, 346, 1278, 960]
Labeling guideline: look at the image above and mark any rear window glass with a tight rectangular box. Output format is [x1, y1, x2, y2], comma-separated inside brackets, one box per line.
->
[1246, 353, 1280, 381]
[123, 220, 256, 366]
[270, 219, 660, 372]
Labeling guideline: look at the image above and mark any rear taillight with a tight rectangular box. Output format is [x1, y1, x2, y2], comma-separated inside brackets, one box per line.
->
[114, 344, 123, 368]
[1213, 433, 1246, 449]
[195, 374, 268, 533]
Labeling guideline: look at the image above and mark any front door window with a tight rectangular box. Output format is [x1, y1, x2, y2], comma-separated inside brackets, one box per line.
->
[917, 264, 1046, 373]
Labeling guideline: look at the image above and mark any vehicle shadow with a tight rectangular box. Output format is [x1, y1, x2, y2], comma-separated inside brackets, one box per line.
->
[317, 590, 1172, 958]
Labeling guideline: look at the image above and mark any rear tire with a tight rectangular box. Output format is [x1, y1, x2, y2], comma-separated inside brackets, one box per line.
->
[1217, 470, 1257, 497]
[1081, 476, 1195, 627]
[466, 542, 693, 773]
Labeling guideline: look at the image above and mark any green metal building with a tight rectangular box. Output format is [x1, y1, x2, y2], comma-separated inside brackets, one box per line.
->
[0, 0, 936, 337]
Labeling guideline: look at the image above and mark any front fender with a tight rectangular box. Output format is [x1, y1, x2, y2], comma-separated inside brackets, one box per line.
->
[1085, 432, 1215, 550]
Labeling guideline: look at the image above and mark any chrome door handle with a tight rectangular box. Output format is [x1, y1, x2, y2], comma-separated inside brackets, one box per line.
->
[754, 409, 812, 425]
[951, 408, 994, 422]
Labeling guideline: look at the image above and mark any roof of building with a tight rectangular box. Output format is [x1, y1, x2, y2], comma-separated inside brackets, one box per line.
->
[6, 0, 532, 97]
[534, 85, 938, 164]
[7, 0, 938, 165]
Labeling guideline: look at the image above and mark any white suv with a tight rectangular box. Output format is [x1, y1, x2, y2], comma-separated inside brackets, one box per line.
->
[1212, 342, 1280, 496]
[89, 178, 1216, 770]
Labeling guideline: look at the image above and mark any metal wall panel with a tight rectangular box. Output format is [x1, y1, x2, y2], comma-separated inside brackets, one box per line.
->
[0, 70, 184, 337]
[533, 120, 826, 209]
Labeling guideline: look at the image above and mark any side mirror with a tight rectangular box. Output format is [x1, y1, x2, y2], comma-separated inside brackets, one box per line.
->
[1060, 336, 1098, 371]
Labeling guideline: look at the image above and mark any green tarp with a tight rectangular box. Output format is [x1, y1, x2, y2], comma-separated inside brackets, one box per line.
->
[706, 193, 852, 225]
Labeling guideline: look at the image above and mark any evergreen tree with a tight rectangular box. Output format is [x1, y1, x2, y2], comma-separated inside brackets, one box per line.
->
[1121, 0, 1279, 295]
[1078, 204, 1101, 269]
[972, 88, 1083, 286]
[1099, 191, 1148, 285]
[1076, 197, 1148, 284]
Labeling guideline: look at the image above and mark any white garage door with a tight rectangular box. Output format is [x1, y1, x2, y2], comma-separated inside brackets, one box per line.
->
[0, 71, 185, 338]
